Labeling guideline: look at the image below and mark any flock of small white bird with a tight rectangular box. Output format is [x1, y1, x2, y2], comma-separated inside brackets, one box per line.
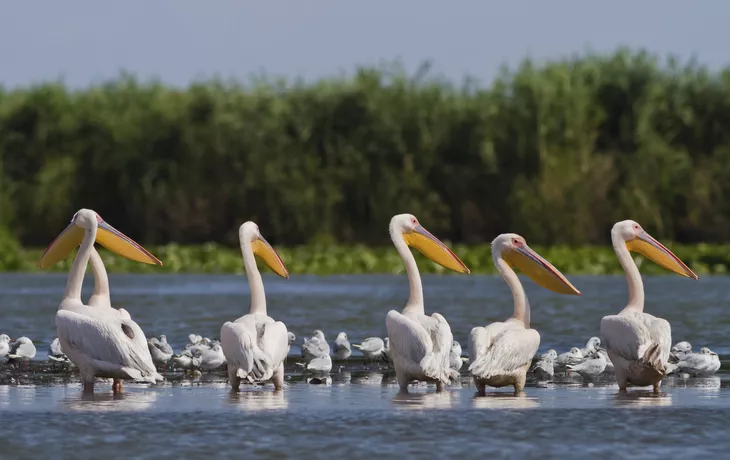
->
[2, 329, 719, 384]
[531, 337, 721, 380]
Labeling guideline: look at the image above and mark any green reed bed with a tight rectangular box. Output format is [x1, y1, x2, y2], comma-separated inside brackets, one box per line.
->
[2, 240, 728, 275]
[3, 49, 730, 251]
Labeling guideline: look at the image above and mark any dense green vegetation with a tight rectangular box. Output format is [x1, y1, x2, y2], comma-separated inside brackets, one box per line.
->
[2, 48, 730, 256]
[2, 238, 729, 276]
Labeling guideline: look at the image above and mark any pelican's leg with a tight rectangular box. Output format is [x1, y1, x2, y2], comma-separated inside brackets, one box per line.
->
[436, 381, 444, 392]
[112, 379, 123, 393]
[272, 362, 285, 391]
[615, 366, 628, 392]
[229, 368, 241, 391]
[474, 377, 486, 396]
[652, 380, 662, 394]
[514, 373, 527, 395]
[396, 370, 410, 392]
[82, 379, 94, 394]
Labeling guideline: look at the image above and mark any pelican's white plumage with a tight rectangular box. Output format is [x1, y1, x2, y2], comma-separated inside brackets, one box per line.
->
[469, 233, 580, 394]
[220, 221, 290, 390]
[600, 220, 698, 392]
[38, 209, 164, 393]
[385, 214, 471, 391]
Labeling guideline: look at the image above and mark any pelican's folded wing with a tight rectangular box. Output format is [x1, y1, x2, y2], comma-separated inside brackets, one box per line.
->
[600, 313, 656, 362]
[386, 310, 432, 374]
[56, 310, 160, 382]
[469, 328, 540, 378]
[260, 321, 289, 370]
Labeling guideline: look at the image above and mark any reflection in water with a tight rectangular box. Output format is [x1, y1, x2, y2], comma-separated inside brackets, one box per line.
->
[62, 390, 159, 412]
[612, 391, 673, 408]
[307, 376, 332, 385]
[392, 390, 455, 410]
[472, 392, 539, 410]
[667, 376, 721, 392]
[227, 390, 288, 411]
[353, 372, 384, 385]
[333, 371, 351, 385]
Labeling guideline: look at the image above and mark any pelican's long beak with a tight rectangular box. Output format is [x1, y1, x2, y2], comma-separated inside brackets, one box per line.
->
[251, 236, 289, 279]
[502, 245, 581, 295]
[38, 219, 162, 269]
[96, 221, 162, 265]
[626, 231, 698, 279]
[403, 225, 470, 274]
[38, 222, 85, 269]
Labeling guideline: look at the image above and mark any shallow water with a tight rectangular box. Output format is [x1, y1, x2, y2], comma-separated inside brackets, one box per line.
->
[0, 273, 728, 457]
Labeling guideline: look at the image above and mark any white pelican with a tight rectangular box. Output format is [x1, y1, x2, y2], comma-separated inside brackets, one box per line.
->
[220, 221, 290, 390]
[38, 208, 164, 393]
[332, 332, 352, 360]
[600, 220, 698, 392]
[469, 233, 581, 395]
[385, 214, 470, 391]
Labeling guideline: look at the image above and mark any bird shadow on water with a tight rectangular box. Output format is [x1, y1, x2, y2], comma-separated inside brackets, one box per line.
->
[472, 392, 540, 410]
[391, 390, 455, 410]
[226, 389, 288, 412]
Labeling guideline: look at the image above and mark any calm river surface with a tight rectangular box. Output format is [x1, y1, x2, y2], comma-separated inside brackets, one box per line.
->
[0, 273, 728, 458]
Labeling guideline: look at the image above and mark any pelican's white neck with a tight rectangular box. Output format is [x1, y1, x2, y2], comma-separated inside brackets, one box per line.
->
[64, 225, 97, 303]
[391, 225, 424, 315]
[494, 249, 530, 327]
[612, 230, 644, 312]
[241, 238, 267, 315]
[89, 247, 110, 301]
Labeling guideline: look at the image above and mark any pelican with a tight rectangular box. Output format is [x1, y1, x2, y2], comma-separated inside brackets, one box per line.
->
[600, 220, 698, 392]
[220, 221, 290, 391]
[38, 208, 164, 393]
[385, 214, 470, 391]
[469, 233, 581, 395]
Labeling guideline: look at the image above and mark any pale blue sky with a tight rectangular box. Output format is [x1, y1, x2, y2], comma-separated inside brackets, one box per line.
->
[0, 0, 726, 88]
